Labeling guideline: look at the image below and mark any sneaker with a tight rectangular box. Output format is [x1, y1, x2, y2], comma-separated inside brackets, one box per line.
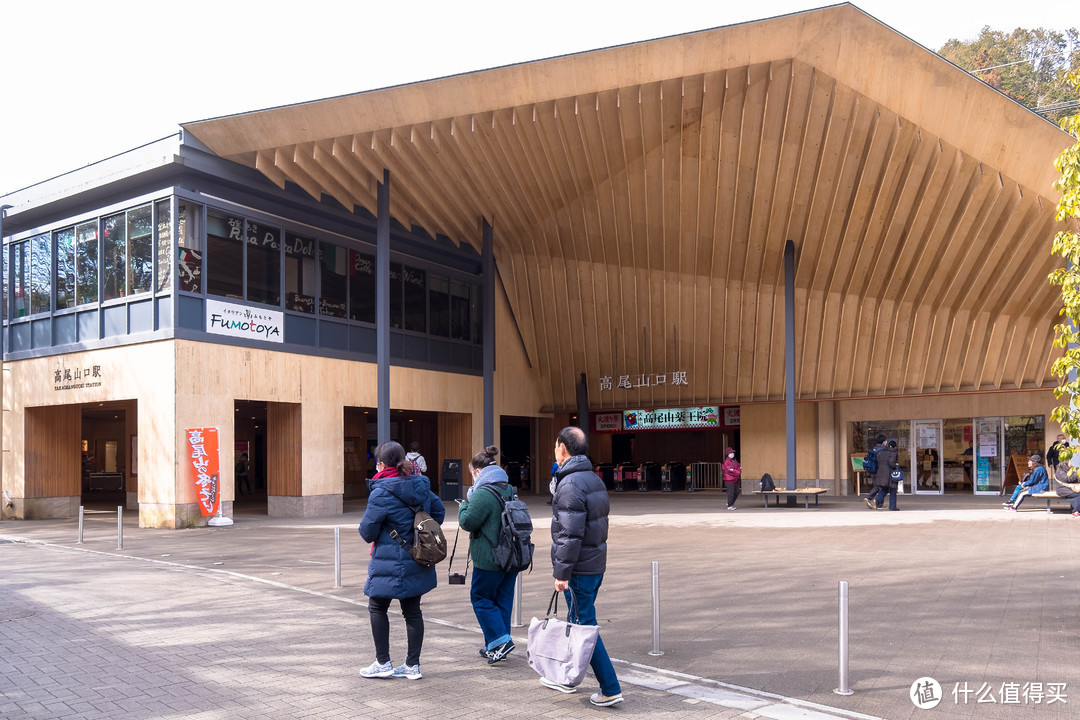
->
[727, 505, 736, 510]
[487, 639, 515, 664]
[359, 660, 393, 678]
[391, 663, 422, 680]
[1072, 511, 1080, 518]
[479, 648, 493, 659]
[590, 692, 625, 707]
[540, 676, 578, 694]
[864, 498, 875, 510]
[1004, 506, 1016, 512]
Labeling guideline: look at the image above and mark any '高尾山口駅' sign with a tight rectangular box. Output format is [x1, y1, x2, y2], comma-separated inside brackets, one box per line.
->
[206, 298, 283, 343]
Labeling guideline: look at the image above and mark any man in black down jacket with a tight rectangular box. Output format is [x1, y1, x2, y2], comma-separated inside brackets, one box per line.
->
[541, 426, 623, 707]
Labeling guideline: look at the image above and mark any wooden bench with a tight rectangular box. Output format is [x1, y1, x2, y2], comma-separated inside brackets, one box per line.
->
[1027, 491, 1072, 514]
[752, 488, 828, 508]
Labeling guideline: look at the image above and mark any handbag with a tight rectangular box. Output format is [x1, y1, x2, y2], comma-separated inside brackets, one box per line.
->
[891, 466, 903, 481]
[526, 589, 599, 687]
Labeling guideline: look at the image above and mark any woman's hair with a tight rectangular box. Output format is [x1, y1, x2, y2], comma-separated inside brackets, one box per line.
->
[374, 441, 413, 476]
[470, 445, 500, 471]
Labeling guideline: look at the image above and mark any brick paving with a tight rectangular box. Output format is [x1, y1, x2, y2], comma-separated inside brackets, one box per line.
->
[2, 492, 1079, 719]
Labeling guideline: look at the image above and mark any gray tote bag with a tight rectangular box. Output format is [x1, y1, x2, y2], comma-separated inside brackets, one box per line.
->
[526, 589, 599, 687]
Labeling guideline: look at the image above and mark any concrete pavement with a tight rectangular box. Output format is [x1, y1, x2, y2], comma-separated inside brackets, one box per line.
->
[2, 491, 1078, 719]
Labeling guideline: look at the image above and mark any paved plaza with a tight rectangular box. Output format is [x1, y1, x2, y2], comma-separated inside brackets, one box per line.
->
[2, 491, 1079, 719]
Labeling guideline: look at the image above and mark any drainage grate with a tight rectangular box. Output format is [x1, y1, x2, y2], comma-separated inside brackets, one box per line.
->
[0, 608, 38, 622]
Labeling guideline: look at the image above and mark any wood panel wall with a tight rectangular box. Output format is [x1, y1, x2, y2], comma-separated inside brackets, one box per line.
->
[267, 402, 302, 496]
[437, 412, 471, 491]
[24, 405, 81, 498]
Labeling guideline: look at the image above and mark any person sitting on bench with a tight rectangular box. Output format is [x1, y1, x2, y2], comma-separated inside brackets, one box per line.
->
[1004, 455, 1049, 511]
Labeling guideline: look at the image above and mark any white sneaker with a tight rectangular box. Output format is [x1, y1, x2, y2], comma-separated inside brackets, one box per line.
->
[727, 506, 736, 510]
[540, 676, 578, 693]
[590, 691, 625, 707]
[391, 663, 422, 680]
[359, 660, 393, 678]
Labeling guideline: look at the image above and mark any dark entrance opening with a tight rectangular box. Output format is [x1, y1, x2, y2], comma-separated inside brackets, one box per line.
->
[80, 402, 132, 510]
[234, 400, 268, 512]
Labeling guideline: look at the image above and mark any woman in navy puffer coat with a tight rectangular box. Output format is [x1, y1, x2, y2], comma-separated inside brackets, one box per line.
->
[358, 441, 445, 679]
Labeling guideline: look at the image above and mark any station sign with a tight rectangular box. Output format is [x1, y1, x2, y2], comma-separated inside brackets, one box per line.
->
[593, 406, 739, 432]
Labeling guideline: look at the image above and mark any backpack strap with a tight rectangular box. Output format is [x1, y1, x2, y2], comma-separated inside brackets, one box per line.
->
[481, 483, 510, 507]
[388, 504, 420, 551]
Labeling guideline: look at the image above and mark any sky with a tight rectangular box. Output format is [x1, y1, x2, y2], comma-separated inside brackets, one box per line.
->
[0, 0, 1075, 197]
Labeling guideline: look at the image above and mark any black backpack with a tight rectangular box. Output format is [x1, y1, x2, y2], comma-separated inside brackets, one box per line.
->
[863, 447, 880, 474]
[482, 485, 535, 573]
[390, 505, 448, 567]
[760, 473, 776, 491]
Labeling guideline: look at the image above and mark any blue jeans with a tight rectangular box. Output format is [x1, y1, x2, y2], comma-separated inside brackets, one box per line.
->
[869, 485, 897, 510]
[471, 568, 518, 650]
[564, 574, 621, 696]
[1008, 486, 1030, 505]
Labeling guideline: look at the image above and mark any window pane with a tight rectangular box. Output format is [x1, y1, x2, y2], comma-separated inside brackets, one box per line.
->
[390, 263, 403, 328]
[429, 274, 449, 336]
[55, 227, 75, 309]
[349, 250, 375, 323]
[30, 233, 51, 314]
[76, 221, 98, 305]
[471, 284, 481, 345]
[128, 204, 153, 295]
[402, 265, 426, 332]
[284, 232, 315, 313]
[319, 242, 347, 318]
[177, 202, 202, 293]
[450, 279, 470, 341]
[207, 211, 244, 299]
[102, 212, 126, 300]
[246, 220, 280, 305]
[155, 200, 172, 292]
[12, 241, 27, 318]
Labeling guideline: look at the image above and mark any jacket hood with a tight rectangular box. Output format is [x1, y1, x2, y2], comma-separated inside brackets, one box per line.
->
[374, 473, 432, 506]
[725, 447, 735, 455]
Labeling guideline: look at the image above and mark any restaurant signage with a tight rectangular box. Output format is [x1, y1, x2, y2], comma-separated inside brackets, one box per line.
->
[623, 406, 719, 431]
[186, 427, 221, 517]
[207, 298, 284, 343]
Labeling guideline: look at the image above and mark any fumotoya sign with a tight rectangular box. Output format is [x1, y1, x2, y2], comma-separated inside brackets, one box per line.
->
[206, 298, 283, 343]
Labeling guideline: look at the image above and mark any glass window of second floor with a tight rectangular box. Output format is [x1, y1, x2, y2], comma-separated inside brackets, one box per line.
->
[207, 211, 243, 299]
[76, 220, 98, 305]
[349, 250, 375, 323]
[246, 219, 280, 306]
[319, 242, 347, 318]
[285, 232, 315, 313]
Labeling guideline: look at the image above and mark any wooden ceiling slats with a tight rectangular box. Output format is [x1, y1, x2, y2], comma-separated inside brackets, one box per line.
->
[271, 147, 326, 207]
[255, 150, 287, 189]
[290, 143, 358, 213]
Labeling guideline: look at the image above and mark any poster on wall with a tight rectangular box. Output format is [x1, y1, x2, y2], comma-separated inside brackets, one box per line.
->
[186, 427, 221, 517]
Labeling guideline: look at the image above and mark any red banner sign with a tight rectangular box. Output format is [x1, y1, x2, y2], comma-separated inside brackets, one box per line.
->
[186, 427, 221, 517]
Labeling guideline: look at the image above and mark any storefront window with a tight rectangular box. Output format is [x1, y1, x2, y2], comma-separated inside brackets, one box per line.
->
[177, 202, 202, 293]
[75, 220, 98, 305]
[127, 204, 153, 296]
[246, 220, 280, 306]
[851, 420, 911, 471]
[29, 232, 51, 314]
[389, 263, 403, 328]
[429, 274, 449, 336]
[155, 200, 171, 292]
[284, 232, 315, 313]
[402, 265, 426, 332]
[53, 228, 74, 310]
[348, 250, 375, 323]
[207, 211, 243, 300]
[102, 212, 126, 300]
[450, 278, 471, 341]
[319, 242, 347, 318]
[11, 241, 26, 318]
[1005, 416, 1045, 458]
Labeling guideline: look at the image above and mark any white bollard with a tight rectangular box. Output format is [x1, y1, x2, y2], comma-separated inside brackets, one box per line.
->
[77, 506, 84, 545]
[333, 527, 342, 589]
[834, 580, 854, 695]
[649, 561, 664, 656]
[511, 573, 524, 627]
[116, 506, 124, 550]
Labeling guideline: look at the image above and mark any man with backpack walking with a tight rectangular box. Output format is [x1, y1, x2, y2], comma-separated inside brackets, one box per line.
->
[540, 426, 624, 707]
[865, 436, 900, 511]
[458, 445, 533, 664]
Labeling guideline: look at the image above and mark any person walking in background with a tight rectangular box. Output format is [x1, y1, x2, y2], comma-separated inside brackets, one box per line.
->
[865, 437, 900, 511]
[722, 447, 741, 510]
[547, 459, 559, 505]
[406, 442, 428, 475]
[1003, 455, 1049, 511]
[458, 445, 519, 664]
[234, 452, 251, 495]
[1047, 434, 1068, 473]
[358, 441, 445, 680]
[540, 426, 623, 707]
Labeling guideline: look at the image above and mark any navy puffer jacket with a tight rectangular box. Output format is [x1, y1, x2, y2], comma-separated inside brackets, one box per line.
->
[550, 455, 609, 580]
[359, 473, 445, 599]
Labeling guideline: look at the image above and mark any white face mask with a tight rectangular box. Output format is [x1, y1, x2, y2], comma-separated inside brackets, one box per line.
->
[728, 453, 735, 459]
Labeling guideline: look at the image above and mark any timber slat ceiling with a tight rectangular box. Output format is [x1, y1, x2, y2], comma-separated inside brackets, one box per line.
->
[184, 4, 1077, 412]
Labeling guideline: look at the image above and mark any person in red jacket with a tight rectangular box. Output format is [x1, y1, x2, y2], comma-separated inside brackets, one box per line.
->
[722, 447, 741, 510]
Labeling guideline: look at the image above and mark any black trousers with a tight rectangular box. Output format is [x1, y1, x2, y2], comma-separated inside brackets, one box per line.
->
[368, 595, 424, 666]
[726, 481, 741, 507]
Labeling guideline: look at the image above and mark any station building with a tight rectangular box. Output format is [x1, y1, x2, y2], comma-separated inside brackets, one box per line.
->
[1, 4, 1076, 527]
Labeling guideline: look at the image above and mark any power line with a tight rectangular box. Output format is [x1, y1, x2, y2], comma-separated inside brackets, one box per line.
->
[970, 50, 1071, 73]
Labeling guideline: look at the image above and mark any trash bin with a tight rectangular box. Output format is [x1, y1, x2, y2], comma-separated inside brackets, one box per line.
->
[661, 462, 686, 492]
[440, 459, 462, 502]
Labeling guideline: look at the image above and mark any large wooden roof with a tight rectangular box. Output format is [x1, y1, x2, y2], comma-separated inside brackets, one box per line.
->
[184, 3, 1077, 411]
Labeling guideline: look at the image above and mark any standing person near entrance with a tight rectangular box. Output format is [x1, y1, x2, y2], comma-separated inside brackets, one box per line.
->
[541, 426, 623, 707]
[865, 436, 900, 510]
[234, 452, 251, 495]
[722, 447, 741, 510]
[1003, 455, 1049, 511]
[458, 445, 518, 663]
[1047, 434, 1068, 473]
[406, 442, 428, 475]
[358, 441, 445, 680]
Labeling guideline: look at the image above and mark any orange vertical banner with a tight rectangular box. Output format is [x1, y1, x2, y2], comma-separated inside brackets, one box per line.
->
[186, 427, 221, 517]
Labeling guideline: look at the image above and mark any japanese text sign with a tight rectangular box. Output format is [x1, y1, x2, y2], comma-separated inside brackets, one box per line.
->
[186, 427, 221, 517]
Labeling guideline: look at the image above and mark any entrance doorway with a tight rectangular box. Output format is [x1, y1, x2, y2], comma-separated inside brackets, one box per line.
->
[500, 417, 532, 489]
[234, 400, 267, 510]
[80, 401, 135, 509]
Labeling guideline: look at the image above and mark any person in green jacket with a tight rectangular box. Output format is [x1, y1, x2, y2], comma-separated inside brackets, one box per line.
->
[458, 445, 518, 664]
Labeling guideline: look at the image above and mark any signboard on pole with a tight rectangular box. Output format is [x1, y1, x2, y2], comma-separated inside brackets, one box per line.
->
[186, 427, 221, 517]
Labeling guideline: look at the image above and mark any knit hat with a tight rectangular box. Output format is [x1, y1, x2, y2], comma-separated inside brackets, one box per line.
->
[1029, 454, 1042, 464]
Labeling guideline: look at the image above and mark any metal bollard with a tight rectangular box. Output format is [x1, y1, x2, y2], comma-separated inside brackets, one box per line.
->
[333, 527, 342, 589]
[511, 573, 524, 627]
[834, 580, 854, 695]
[77, 506, 85, 545]
[116, 506, 124, 550]
[649, 561, 664, 656]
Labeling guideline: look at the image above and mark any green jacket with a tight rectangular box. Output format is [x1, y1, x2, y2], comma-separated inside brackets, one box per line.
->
[458, 473, 514, 572]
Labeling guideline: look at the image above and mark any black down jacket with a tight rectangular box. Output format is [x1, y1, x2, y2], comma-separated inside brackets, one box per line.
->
[550, 454, 609, 580]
